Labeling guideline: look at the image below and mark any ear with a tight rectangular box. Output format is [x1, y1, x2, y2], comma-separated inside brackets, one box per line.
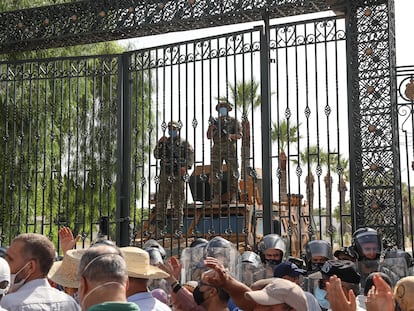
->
[125, 277, 130, 291]
[78, 275, 89, 297]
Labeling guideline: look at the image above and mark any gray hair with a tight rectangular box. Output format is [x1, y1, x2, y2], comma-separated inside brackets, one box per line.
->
[78, 244, 127, 285]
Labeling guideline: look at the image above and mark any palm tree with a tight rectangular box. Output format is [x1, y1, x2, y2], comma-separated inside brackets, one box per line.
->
[271, 119, 301, 201]
[293, 145, 321, 231]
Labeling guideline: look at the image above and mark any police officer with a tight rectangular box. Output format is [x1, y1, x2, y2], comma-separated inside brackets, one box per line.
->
[303, 240, 333, 273]
[207, 100, 242, 204]
[257, 234, 286, 277]
[350, 227, 383, 290]
[154, 121, 194, 229]
[236, 251, 264, 287]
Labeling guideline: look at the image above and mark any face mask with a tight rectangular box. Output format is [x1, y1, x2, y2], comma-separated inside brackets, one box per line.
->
[9, 262, 31, 293]
[314, 286, 330, 310]
[193, 285, 210, 305]
[168, 130, 178, 137]
[219, 107, 228, 116]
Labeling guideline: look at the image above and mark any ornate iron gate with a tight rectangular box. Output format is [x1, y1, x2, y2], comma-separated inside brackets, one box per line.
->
[0, 0, 407, 257]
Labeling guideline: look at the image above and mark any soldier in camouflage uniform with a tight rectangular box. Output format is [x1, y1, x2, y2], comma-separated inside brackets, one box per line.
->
[154, 121, 194, 228]
[207, 100, 242, 204]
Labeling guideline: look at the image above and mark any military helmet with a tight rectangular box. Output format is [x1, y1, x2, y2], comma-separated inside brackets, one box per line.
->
[167, 121, 180, 129]
[215, 100, 233, 111]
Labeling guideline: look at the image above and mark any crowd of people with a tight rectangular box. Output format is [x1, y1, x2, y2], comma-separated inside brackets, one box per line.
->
[0, 226, 412, 311]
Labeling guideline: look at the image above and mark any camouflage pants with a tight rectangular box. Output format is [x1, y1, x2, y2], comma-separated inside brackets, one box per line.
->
[210, 142, 239, 197]
[155, 170, 185, 226]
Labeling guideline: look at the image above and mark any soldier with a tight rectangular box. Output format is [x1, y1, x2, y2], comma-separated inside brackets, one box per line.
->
[207, 100, 242, 204]
[154, 121, 194, 229]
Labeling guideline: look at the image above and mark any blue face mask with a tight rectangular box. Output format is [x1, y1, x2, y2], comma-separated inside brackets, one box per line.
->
[169, 130, 178, 137]
[219, 107, 228, 116]
[314, 286, 330, 310]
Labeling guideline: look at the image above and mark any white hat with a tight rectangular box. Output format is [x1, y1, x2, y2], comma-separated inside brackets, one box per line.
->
[245, 279, 307, 311]
[0, 257, 10, 283]
[395, 276, 414, 311]
[48, 251, 85, 288]
[120, 247, 169, 279]
[0, 257, 10, 295]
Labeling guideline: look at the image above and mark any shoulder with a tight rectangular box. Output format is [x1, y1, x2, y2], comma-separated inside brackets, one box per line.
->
[87, 302, 140, 311]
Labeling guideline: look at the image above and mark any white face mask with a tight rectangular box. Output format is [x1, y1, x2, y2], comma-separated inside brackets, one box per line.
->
[9, 262, 31, 293]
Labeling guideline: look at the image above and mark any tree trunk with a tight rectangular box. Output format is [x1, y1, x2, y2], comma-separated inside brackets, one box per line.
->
[241, 116, 251, 180]
[280, 150, 288, 201]
[324, 173, 333, 234]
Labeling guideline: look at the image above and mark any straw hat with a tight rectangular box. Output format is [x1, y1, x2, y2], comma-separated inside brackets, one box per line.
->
[48, 249, 86, 288]
[120, 246, 169, 279]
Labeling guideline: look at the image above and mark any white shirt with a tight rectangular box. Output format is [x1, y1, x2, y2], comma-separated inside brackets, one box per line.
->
[128, 291, 171, 311]
[305, 291, 322, 311]
[0, 278, 80, 311]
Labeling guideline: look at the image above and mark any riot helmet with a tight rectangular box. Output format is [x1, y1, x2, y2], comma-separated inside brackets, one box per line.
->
[205, 236, 232, 257]
[304, 240, 332, 272]
[143, 239, 167, 260]
[236, 251, 264, 287]
[145, 247, 164, 265]
[351, 227, 382, 260]
[190, 238, 208, 249]
[204, 236, 239, 277]
[257, 234, 286, 266]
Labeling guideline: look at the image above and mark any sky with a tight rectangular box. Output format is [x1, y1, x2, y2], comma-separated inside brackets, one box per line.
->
[118, 1, 414, 211]
[122, 1, 411, 66]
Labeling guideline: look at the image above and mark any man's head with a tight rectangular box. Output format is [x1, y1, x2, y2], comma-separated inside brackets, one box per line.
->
[245, 278, 308, 311]
[258, 234, 286, 267]
[310, 259, 361, 298]
[273, 261, 306, 285]
[215, 100, 233, 116]
[304, 240, 332, 272]
[238, 251, 264, 287]
[5, 233, 55, 292]
[168, 121, 181, 137]
[193, 271, 230, 308]
[74, 244, 128, 309]
[351, 227, 382, 260]
[394, 276, 414, 311]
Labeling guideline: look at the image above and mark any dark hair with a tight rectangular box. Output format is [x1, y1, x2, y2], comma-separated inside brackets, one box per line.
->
[363, 272, 393, 295]
[14, 233, 55, 276]
[217, 287, 230, 302]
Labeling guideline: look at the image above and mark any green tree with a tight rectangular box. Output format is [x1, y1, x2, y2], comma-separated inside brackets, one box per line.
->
[0, 1, 153, 246]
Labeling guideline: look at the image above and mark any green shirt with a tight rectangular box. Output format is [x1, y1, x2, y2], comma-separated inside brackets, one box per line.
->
[87, 302, 140, 311]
